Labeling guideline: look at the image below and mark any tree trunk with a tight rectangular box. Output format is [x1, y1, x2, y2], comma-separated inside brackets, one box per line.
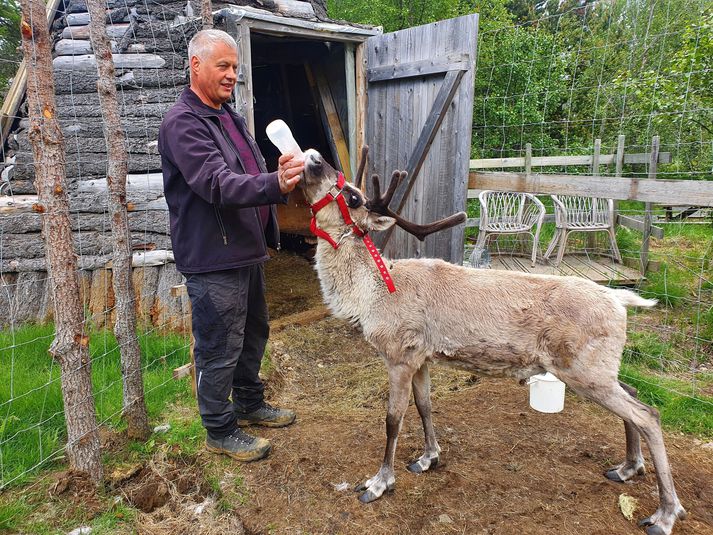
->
[18, 0, 102, 484]
[86, 0, 150, 440]
[202, 0, 213, 29]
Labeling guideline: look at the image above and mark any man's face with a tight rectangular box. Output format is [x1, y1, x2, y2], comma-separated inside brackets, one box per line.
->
[191, 42, 238, 109]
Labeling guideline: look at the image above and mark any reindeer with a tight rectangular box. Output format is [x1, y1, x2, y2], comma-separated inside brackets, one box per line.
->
[299, 147, 686, 535]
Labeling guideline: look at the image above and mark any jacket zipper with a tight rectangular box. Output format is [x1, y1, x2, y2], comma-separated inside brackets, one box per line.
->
[218, 120, 270, 252]
[214, 205, 228, 245]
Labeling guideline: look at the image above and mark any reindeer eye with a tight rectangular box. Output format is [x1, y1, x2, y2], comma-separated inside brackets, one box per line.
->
[346, 192, 363, 209]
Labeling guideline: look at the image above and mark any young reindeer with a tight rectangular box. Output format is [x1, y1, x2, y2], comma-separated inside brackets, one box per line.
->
[300, 147, 686, 535]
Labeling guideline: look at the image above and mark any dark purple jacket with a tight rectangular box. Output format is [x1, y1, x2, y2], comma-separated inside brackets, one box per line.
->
[159, 88, 285, 274]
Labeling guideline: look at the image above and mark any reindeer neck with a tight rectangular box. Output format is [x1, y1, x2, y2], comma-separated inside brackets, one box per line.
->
[313, 234, 390, 323]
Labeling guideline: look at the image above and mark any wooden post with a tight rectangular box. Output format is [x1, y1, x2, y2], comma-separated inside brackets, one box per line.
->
[355, 42, 367, 192]
[87, 0, 149, 440]
[345, 42, 357, 179]
[201, 0, 213, 29]
[641, 135, 659, 274]
[304, 64, 352, 180]
[19, 0, 102, 484]
[233, 22, 254, 135]
[587, 138, 601, 251]
[612, 134, 625, 222]
[524, 143, 532, 176]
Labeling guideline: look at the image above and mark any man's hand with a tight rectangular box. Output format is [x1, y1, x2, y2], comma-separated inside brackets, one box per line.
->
[278, 154, 304, 194]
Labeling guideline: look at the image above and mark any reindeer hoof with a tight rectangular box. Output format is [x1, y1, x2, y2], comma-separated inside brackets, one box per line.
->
[407, 456, 439, 473]
[644, 526, 667, 535]
[354, 482, 367, 492]
[359, 490, 379, 503]
[638, 516, 654, 527]
[605, 468, 625, 483]
[407, 461, 423, 473]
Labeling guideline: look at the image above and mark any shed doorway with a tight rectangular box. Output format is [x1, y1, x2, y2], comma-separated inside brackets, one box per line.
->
[246, 33, 352, 240]
[249, 34, 348, 174]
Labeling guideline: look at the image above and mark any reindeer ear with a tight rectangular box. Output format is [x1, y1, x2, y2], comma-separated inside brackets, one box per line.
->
[367, 213, 396, 231]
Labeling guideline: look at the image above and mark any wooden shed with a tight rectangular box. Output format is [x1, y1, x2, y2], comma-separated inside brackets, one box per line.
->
[0, 0, 479, 327]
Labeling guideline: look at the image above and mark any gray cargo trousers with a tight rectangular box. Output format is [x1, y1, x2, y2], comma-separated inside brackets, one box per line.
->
[184, 264, 268, 439]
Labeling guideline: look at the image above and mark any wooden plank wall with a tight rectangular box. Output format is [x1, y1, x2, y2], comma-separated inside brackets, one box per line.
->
[365, 15, 478, 263]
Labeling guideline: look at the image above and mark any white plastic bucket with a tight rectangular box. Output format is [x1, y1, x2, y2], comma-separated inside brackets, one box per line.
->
[527, 372, 566, 413]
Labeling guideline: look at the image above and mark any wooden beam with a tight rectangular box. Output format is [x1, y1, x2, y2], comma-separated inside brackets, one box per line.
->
[53, 53, 166, 71]
[61, 23, 130, 39]
[367, 53, 470, 82]
[232, 22, 255, 135]
[468, 171, 713, 207]
[382, 69, 465, 240]
[619, 214, 664, 239]
[355, 42, 367, 191]
[470, 151, 671, 169]
[304, 64, 351, 179]
[587, 139, 601, 249]
[173, 362, 193, 380]
[170, 283, 187, 298]
[380, 69, 465, 248]
[314, 68, 351, 180]
[221, 6, 381, 43]
[0, 0, 63, 147]
[612, 134, 625, 222]
[272, 0, 315, 18]
[54, 39, 117, 55]
[270, 305, 330, 333]
[0, 195, 38, 214]
[399, 70, 465, 201]
[641, 136, 660, 274]
[345, 43, 357, 178]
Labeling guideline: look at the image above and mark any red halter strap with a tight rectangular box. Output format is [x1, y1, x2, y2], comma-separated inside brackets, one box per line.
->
[309, 173, 396, 294]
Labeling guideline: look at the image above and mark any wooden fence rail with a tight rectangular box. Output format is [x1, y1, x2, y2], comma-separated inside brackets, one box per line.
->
[467, 171, 713, 207]
[466, 136, 712, 274]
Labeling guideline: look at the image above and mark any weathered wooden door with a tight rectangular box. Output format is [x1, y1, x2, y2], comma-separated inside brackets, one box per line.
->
[365, 14, 478, 263]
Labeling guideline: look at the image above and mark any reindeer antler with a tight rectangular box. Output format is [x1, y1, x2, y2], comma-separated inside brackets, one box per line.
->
[366, 171, 467, 242]
[354, 145, 369, 190]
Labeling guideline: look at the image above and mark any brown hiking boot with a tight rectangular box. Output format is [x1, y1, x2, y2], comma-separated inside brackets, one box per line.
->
[205, 428, 271, 462]
[236, 402, 296, 428]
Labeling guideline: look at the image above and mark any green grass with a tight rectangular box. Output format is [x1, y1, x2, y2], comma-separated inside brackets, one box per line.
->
[0, 324, 191, 489]
[0, 495, 32, 533]
[620, 364, 713, 438]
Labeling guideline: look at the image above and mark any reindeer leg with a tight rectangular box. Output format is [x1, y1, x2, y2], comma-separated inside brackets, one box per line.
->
[566, 377, 686, 535]
[605, 381, 646, 483]
[356, 362, 415, 503]
[407, 362, 441, 473]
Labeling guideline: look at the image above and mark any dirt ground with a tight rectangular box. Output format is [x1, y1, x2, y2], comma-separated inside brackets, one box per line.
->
[242, 251, 713, 535]
[31, 251, 713, 535]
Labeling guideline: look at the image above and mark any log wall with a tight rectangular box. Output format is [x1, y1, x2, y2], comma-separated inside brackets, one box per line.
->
[1, 0, 344, 331]
[0, 263, 190, 331]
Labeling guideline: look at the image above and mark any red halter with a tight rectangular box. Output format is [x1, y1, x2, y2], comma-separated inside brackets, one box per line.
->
[309, 173, 396, 294]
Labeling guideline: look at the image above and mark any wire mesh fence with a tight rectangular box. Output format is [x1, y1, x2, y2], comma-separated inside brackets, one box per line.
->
[0, 0, 711, 495]
[466, 0, 713, 436]
[1, 0, 199, 488]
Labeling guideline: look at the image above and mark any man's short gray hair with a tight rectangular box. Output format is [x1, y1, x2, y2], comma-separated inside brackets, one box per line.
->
[188, 29, 238, 62]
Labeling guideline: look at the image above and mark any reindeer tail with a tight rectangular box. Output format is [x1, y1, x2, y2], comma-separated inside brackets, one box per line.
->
[610, 288, 658, 308]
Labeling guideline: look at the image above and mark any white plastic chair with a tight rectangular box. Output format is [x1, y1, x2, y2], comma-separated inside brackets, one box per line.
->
[476, 191, 546, 267]
[544, 195, 622, 266]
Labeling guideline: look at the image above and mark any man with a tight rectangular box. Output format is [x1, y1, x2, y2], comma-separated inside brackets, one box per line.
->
[158, 29, 304, 462]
